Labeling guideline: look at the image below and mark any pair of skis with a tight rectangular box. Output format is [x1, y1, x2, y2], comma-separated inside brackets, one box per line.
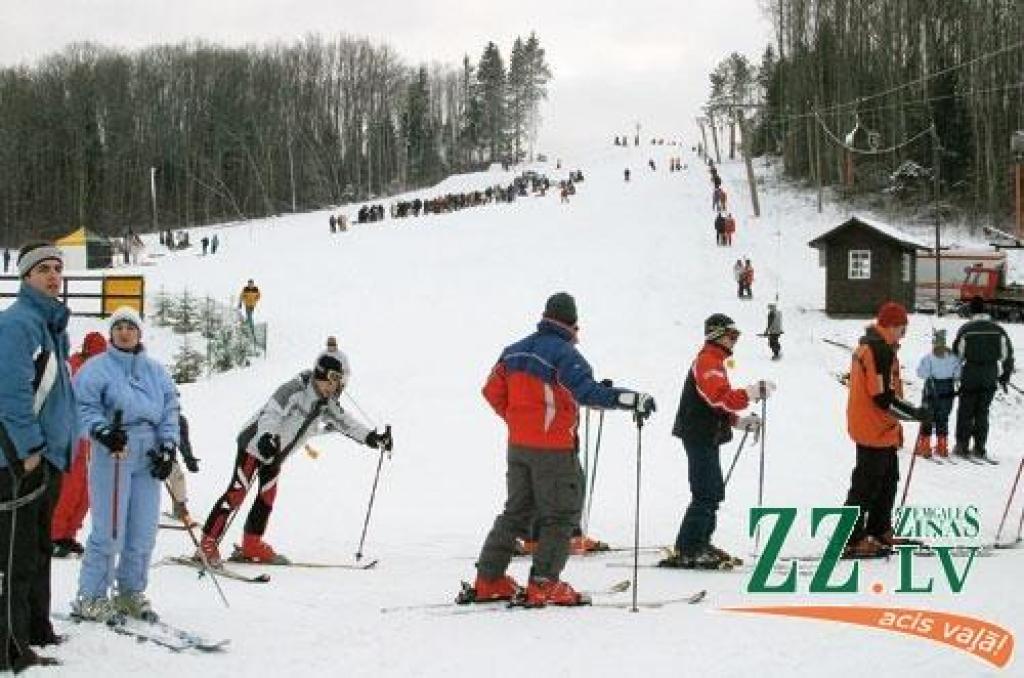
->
[56, 612, 228, 653]
[158, 554, 379, 584]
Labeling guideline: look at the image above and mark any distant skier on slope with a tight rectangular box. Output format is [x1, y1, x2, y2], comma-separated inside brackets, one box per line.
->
[196, 350, 392, 566]
[465, 293, 655, 606]
[762, 303, 783, 360]
[659, 314, 773, 569]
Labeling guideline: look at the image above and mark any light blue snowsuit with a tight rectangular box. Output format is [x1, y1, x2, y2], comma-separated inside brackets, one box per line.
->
[74, 345, 179, 598]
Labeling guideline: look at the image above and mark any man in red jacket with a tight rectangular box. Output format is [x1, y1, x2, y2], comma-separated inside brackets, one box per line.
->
[465, 293, 655, 607]
[51, 331, 107, 557]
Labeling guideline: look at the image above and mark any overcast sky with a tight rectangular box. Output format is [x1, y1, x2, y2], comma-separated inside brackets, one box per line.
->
[0, 0, 772, 156]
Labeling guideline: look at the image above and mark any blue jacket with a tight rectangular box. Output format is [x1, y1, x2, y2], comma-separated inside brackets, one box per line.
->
[0, 284, 77, 472]
[74, 345, 180, 455]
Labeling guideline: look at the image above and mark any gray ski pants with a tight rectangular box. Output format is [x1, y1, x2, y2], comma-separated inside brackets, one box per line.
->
[476, 445, 584, 581]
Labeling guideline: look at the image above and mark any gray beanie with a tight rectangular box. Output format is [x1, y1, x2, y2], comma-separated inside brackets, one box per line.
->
[543, 292, 577, 326]
[17, 242, 63, 278]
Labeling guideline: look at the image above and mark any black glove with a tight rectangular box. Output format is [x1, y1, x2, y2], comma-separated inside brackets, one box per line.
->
[181, 448, 200, 473]
[600, 379, 614, 387]
[93, 423, 128, 453]
[635, 393, 657, 422]
[998, 373, 1010, 394]
[148, 442, 176, 480]
[257, 432, 281, 461]
[365, 426, 393, 452]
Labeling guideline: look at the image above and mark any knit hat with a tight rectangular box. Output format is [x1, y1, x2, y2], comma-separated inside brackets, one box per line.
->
[705, 313, 739, 341]
[17, 242, 63, 278]
[108, 306, 143, 335]
[543, 292, 577, 326]
[932, 329, 947, 347]
[82, 331, 108, 357]
[876, 301, 909, 328]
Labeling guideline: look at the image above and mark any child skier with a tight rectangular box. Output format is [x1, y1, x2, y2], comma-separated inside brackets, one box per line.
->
[914, 329, 960, 458]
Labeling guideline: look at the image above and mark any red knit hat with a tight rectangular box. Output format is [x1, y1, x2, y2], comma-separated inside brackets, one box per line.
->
[82, 331, 107, 357]
[877, 301, 909, 328]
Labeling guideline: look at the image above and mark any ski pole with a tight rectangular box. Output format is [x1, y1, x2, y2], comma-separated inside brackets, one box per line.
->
[723, 427, 751, 487]
[163, 481, 229, 608]
[582, 410, 605, 537]
[994, 456, 1024, 545]
[754, 391, 767, 556]
[345, 391, 378, 429]
[631, 413, 644, 614]
[111, 410, 124, 541]
[899, 438, 921, 509]
[1008, 381, 1024, 396]
[1016, 500, 1024, 544]
[582, 408, 591, 509]
[355, 425, 390, 562]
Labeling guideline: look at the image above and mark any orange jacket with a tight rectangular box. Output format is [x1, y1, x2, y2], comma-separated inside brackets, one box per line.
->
[846, 325, 906, 448]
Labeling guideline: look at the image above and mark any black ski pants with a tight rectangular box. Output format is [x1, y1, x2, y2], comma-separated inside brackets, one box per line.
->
[844, 445, 898, 543]
[674, 437, 725, 556]
[0, 462, 60, 670]
[955, 386, 996, 452]
[476, 446, 583, 581]
[202, 448, 282, 542]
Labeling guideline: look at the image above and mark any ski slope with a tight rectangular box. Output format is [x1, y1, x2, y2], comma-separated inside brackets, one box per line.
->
[53, 144, 1023, 676]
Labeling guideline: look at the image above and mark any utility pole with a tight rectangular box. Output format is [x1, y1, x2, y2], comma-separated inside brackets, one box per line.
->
[696, 117, 710, 160]
[1013, 131, 1024, 239]
[931, 123, 942, 316]
[737, 109, 761, 218]
[149, 167, 158, 233]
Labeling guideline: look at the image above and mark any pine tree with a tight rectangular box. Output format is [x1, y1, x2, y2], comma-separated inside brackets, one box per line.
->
[477, 42, 507, 163]
[171, 335, 205, 384]
[459, 55, 483, 166]
[403, 66, 438, 185]
[199, 295, 223, 339]
[173, 289, 200, 334]
[153, 288, 174, 327]
[507, 37, 529, 163]
[521, 33, 552, 158]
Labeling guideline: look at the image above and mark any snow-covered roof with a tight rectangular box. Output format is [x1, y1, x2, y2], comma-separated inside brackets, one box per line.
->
[807, 214, 931, 250]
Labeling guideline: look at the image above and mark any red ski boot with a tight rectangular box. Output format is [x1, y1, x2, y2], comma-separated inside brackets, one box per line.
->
[235, 533, 290, 564]
[466, 574, 521, 602]
[935, 435, 949, 458]
[525, 578, 589, 607]
[194, 533, 223, 568]
[914, 435, 932, 458]
[570, 535, 610, 555]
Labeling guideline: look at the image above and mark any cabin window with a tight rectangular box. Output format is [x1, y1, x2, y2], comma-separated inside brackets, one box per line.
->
[902, 252, 912, 282]
[848, 250, 871, 280]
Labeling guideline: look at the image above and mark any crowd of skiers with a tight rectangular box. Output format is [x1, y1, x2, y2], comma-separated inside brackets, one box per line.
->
[0, 242, 393, 670]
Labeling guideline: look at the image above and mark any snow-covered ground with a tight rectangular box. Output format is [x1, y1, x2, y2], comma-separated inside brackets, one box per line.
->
[48, 144, 1023, 676]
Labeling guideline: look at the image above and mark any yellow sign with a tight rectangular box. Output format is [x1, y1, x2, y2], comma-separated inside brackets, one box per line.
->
[102, 276, 145, 316]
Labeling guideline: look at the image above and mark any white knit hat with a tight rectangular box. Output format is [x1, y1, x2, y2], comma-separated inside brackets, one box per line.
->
[108, 306, 143, 336]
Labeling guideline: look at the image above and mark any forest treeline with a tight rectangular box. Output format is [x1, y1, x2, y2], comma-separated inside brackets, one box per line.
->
[702, 1, 1023, 225]
[0, 33, 550, 242]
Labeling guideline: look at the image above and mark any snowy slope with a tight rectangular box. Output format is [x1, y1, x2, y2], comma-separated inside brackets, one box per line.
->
[48, 144, 1023, 677]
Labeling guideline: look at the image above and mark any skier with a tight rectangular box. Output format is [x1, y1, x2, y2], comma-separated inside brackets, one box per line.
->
[624, 168, 630, 182]
[659, 314, 772, 569]
[648, 159, 656, 171]
[732, 260, 745, 297]
[166, 410, 200, 525]
[210, 233, 219, 255]
[740, 259, 754, 298]
[51, 331, 108, 558]
[466, 293, 655, 606]
[713, 186, 727, 211]
[913, 329, 961, 459]
[0, 242, 77, 671]
[237, 278, 261, 336]
[196, 350, 391, 566]
[841, 302, 929, 558]
[329, 215, 337, 233]
[723, 213, 737, 246]
[762, 303, 783, 360]
[2, 247, 9, 273]
[951, 297, 1015, 461]
[714, 213, 726, 246]
[72, 306, 180, 623]
[201, 236, 209, 256]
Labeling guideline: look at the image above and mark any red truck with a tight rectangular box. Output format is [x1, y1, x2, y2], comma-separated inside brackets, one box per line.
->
[957, 262, 1024, 321]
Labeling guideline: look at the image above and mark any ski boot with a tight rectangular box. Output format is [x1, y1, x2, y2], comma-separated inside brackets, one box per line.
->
[570, 535, 610, 555]
[457, 574, 522, 604]
[935, 435, 949, 458]
[233, 533, 290, 565]
[657, 549, 695, 569]
[524, 577, 589, 607]
[194, 533, 223, 568]
[841, 535, 890, 560]
[71, 596, 120, 623]
[113, 591, 159, 623]
[878, 530, 924, 548]
[708, 544, 743, 567]
[914, 435, 932, 458]
[952, 442, 971, 459]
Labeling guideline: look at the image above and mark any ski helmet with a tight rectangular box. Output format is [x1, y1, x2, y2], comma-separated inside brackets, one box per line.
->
[704, 313, 739, 341]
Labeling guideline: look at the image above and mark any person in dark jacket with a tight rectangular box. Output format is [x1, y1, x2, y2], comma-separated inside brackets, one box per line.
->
[0, 242, 77, 672]
[468, 293, 655, 607]
[763, 303, 783, 360]
[951, 297, 1015, 460]
[659, 314, 771, 570]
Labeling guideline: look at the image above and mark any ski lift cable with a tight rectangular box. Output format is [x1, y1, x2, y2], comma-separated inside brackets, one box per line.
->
[814, 113, 934, 156]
